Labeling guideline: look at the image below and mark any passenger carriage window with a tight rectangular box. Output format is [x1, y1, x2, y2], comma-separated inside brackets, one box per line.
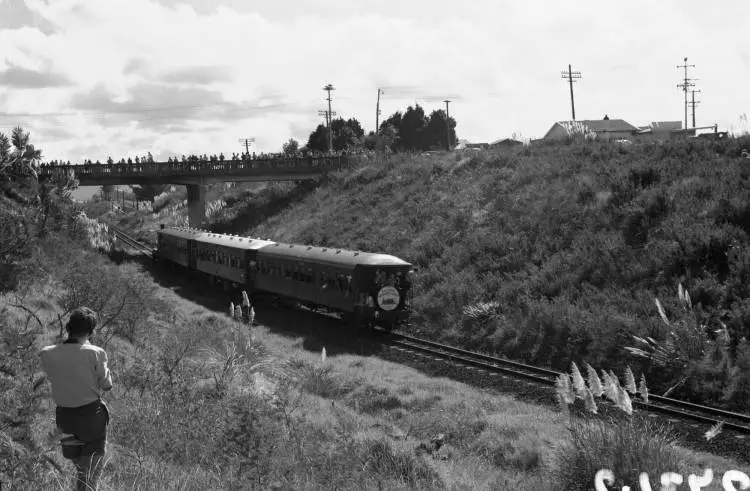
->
[307, 268, 314, 283]
[321, 272, 328, 289]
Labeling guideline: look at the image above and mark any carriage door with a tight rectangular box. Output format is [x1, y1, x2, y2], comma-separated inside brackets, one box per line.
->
[188, 240, 198, 269]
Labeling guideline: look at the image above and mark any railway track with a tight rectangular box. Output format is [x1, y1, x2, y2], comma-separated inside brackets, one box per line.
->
[385, 331, 750, 436]
[111, 227, 154, 258]
[103, 229, 750, 437]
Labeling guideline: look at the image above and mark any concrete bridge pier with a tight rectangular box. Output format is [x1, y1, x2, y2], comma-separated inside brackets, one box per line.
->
[186, 184, 206, 228]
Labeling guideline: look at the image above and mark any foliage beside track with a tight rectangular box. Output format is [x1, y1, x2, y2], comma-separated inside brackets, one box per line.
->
[5, 128, 750, 489]
[204, 138, 750, 410]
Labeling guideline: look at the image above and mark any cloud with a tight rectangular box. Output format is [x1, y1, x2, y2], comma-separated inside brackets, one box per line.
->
[0, 0, 56, 34]
[158, 65, 233, 85]
[0, 62, 71, 88]
[67, 82, 316, 132]
[0, 0, 746, 162]
[123, 57, 151, 77]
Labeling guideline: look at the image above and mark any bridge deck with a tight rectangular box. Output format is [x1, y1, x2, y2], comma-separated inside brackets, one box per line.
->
[38, 156, 347, 185]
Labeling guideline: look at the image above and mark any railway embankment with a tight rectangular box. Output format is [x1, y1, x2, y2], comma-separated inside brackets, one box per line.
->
[184, 138, 750, 414]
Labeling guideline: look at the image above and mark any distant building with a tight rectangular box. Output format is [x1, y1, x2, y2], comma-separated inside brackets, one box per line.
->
[543, 119, 640, 142]
[636, 121, 695, 141]
[489, 138, 523, 148]
[454, 139, 488, 150]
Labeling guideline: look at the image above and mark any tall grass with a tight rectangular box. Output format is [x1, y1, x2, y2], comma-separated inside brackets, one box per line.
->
[548, 417, 685, 490]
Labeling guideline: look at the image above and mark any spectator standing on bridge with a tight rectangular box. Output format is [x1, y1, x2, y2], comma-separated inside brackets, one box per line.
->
[40, 307, 113, 491]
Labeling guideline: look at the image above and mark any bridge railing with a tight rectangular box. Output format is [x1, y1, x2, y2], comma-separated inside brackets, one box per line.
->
[38, 156, 347, 180]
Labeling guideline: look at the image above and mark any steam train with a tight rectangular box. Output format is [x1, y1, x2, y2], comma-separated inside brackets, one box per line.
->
[154, 225, 414, 330]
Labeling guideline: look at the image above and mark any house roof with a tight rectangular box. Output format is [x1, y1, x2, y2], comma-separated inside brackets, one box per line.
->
[544, 119, 639, 139]
[576, 119, 639, 132]
[489, 138, 522, 146]
[650, 121, 682, 131]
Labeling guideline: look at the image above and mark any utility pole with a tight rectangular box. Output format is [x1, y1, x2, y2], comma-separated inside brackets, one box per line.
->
[238, 138, 255, 155]
[375, 88, 382, 136]
[560, 64, 582, 120]
[689, 89, 701, 128]
[443, 100, 452, 150]
[676, 57, 696, 130]
[323, 84, 336, 153]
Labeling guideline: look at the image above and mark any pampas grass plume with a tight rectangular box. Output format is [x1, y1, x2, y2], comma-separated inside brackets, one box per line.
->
[586, 363, 603, 398]
[639, 374, 649, 404]
[624, 366, 637, 395]
[583, 386, 598, 414]
[617, 386, 633, 415]
[555, 374, 574, 405]
[570, 362, 587, 399]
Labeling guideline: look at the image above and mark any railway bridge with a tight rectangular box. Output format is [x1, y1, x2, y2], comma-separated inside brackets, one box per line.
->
[38, 156, 348, 227]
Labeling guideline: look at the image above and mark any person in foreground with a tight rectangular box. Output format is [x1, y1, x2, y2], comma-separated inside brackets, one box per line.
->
[40, 307, 113, 491]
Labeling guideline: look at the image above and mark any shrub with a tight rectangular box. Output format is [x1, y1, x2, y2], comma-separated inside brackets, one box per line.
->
[362, 439, 443, 489]
[548, 417, 684, 491]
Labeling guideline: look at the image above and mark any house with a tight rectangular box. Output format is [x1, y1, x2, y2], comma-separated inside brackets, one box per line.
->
[543, 119, 640, 142]
[635, 121, 694, 141]
[489, 138, 523, 148]
[454, 140, 488, 150]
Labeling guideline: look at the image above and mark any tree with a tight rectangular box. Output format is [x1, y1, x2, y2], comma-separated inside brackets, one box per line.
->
[101, 185, 115, 200]
[306, 117, 365, 153]
[425, 109, 457, 150]
[129, 184, 168, 203]
[306, 124, 329, 153]
[0, 126, 41, 198]
[378, 106, 458, 152]
[331, 118, 364, 151]
[282, 138, 300, 156]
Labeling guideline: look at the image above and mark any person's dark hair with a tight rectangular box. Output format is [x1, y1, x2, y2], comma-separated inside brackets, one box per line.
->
[66, 307, 98, 338]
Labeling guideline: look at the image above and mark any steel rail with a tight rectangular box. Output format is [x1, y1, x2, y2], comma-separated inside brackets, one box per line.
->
[112, 227, 154, 257]
[387, 331, 750, 435]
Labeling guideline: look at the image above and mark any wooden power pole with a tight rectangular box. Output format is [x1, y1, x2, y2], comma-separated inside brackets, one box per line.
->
[689, 89, 701, 128]
[560, 64, 582, 120]
[443, 100, 452, 150]
[677, 57, 696, 130]
[323, 84, 336, 153]
[238, 138, 255, 155]
[375, 88, 382, 136]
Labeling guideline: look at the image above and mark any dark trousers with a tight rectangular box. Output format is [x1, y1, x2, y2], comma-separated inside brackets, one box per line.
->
[56, 399, 110, 491]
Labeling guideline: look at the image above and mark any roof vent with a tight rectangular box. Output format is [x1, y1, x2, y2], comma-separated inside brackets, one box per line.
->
[289, 244, 294, 248]
[322, 248, 327, 252]
[354, 252, 359, 256]
[307, 246, 312, 250]
[336, 250, 341, 254]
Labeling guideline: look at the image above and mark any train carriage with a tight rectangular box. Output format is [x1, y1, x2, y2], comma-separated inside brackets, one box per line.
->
[155, 225, 413, 330]
[156, 226, 274, 289]
[255, 243, 412, 329]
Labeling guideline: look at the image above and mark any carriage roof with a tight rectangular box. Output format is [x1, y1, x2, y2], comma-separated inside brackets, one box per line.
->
[257, 241, 411, 268]
[158, 227, 275, 250]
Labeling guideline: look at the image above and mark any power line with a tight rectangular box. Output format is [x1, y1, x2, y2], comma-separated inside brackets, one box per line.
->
[560, 64, 582, 120]
[677, 57, 696, 130]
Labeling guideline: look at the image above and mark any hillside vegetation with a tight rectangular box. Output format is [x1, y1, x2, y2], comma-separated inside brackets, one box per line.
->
[5, 128, 750, 489]
[195, 138, 750, 409]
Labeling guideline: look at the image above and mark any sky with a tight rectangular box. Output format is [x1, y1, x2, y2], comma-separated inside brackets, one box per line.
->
[0, 0, 749, 163]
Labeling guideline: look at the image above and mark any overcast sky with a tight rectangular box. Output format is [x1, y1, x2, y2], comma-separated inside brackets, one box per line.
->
[0, 0, 748, 162]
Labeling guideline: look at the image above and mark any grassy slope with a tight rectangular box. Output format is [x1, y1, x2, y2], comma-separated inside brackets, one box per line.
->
[197, 138, 750, 407]
[5, 263, 747, 490]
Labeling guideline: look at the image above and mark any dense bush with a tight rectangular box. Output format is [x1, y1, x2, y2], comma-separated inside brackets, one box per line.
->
[239, 137, 750, 408]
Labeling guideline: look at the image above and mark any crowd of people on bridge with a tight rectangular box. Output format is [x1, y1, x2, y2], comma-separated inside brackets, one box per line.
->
[38, 148, 366, 168]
